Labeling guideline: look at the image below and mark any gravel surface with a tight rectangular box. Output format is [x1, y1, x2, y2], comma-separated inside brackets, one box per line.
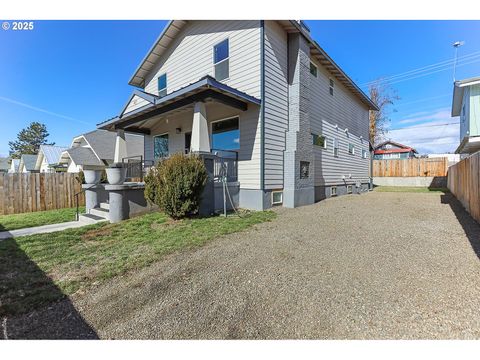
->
[6, 192, 480, 339]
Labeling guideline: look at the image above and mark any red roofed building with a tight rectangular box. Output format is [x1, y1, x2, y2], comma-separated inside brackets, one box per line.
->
[373, 140, 418, 160]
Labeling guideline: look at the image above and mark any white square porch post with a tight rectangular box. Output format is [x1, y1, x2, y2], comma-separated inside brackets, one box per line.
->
[191, 101, 210, 153]
[114, 129, 128, 163]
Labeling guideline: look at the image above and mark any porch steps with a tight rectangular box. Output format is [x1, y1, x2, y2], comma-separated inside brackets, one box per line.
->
[100, 202, 110, 210]
[79, 213, 108, 224]
[89, 207, 110, 220]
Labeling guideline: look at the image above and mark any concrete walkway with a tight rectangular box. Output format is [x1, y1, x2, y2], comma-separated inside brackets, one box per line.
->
[0, 220, 100, 240]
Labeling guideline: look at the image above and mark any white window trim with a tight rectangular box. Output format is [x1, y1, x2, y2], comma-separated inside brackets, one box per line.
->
[312, 133, 327, 149]
[333, 138, 339, 157]
[213, 38, 230, 81]
[362, 149, 368, 159]
[347, 185, 353, 194]
[153, 132, 169, 159]
[348, 143, 355, 155]
[272, 191, 283, 205]
[331, 186, 337, 196]
[210, 116, 240, 151]
[158, 73, 167, 96]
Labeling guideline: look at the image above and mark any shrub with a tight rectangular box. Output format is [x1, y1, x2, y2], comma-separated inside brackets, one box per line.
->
[144, 153, 208, 219]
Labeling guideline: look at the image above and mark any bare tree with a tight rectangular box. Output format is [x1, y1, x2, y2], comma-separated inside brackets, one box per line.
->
[368, 80, 399, 145]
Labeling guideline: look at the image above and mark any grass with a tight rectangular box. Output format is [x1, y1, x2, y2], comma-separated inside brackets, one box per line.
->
[0, 210, 276, 316]
[0, 207, 85, 231]
[373, 186, 449, 193]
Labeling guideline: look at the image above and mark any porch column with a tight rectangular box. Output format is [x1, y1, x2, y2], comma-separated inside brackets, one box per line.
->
[114, 129, 128, 163]
[191, 101, 210, 153]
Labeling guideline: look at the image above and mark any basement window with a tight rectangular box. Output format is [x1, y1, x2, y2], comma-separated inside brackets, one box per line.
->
[214, 39, 229, 81]
[347, 185, 353, 194]
[158, 73, 167, 97]
[329, 78, 334, 96]
[310, 61, 318, 77]
[272, 191, 283, 205]
[331, 186, 337, 196]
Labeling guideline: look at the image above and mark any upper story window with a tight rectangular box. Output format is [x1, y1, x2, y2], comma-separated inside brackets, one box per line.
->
[333, 138, 339, 157]
[158, 73, 167, 97]
[329, 78, 334, 96]
[310, 61, 318, 77]
[213, 39, 229, 81]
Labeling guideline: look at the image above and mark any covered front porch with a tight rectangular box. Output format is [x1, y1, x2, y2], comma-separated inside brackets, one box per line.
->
[92, 76, 262, 221]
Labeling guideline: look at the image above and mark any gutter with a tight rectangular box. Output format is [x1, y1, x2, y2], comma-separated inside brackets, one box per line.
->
[260, 20, 265, 192]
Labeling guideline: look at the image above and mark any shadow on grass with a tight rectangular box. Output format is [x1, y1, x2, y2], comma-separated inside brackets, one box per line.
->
[441, 193, 480, 260]
[0, 238, 98, 339]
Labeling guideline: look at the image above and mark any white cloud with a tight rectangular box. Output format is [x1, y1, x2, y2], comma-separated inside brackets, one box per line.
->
[384, 107, 460, 154]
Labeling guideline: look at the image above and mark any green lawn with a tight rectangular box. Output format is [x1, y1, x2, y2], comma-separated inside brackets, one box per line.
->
[373, 186, 449, 193]
[0, 207, 85, 232]
[0, 210, 275, 316]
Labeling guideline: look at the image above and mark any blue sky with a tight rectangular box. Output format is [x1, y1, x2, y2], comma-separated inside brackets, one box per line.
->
[0, 20, 479, 156]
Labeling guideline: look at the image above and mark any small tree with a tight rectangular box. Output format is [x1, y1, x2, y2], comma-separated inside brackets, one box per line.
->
[9, 122, 54, 158]
[144, 153, 208, 219]
[368, 80, 399, 145]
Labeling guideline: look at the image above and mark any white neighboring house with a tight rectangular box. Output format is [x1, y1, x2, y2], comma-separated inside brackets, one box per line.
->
[97, 20, 378, 209]
[427, 153, 460, 167]
[18, 154, 39, 173]
[34, 145, 68, 173]
[59, 129, 145, 173]
[8, 159, 20, 173]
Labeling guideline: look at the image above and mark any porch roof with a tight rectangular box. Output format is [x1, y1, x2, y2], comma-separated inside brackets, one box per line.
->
[97, 76, 261, 134]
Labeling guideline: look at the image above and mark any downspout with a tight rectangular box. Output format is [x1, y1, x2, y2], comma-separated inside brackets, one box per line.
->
[260, 20, 265, 193]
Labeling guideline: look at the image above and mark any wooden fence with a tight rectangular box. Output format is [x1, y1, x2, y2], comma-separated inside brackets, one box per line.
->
[0, 173, 85, 215]
[373, 158, 448, 177]
[447, 152, 480, 223]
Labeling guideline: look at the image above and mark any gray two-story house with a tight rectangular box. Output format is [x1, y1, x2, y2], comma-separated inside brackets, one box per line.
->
[98, 20, 378, 210]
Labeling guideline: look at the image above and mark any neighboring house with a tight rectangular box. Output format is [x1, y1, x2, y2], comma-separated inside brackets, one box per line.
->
[452, 76, 480, 154]
[0, 158, 9, 173]
[97, 20, 378, 210]
[373, 141, 418, 160]
[18, 154, 39, 173]
[59, 129, 144, 173]
[34, 145, 68, 173]
[8, 159, 20, 173]
[427, 153, 460, 167]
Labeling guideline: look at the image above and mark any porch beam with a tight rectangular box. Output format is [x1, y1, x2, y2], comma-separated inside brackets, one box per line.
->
[114, 89, 249, 130]
[124, 127, 151, 135]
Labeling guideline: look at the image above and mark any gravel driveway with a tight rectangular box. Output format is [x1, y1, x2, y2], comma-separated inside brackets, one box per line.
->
[7, 192, 480, 339]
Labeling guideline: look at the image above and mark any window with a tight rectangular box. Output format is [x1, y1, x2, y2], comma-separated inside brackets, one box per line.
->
[312, 133, 326, 148]
[310, 61, 318, 77]
[213, 39, 229, 81]
[348, 143, 355, 155]
[333, 138, 339, 157]
[153, 133, 169, 159]
[347, 185, 353, 194]
[211, 117, 239, 150]
[362, 149, 368, 159]
[331, 186, 337, 196]
[158, 73, 167, 97]
[300, 161, 310, 179]
[329, 78, 334, 96]
[272, 191, 283, 205]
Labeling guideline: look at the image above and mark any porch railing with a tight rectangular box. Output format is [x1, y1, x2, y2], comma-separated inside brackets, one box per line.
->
[122, 155, 155, 182]
[212, 149, 238, 182]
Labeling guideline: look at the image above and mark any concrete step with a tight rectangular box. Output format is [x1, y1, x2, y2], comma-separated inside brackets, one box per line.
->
[79, 213, 107, 224]
[100, 202, 110, 210]
[89, 207, 110, 219]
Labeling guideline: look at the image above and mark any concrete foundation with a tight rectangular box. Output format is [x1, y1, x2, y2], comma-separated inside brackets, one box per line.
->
[239, 189, 272, 210]
[315, 182, 370, 201]
[373, 176, 447, 188]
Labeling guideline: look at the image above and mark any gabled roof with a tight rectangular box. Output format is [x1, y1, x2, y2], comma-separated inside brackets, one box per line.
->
[452, 76, 480, 116]
[36, 145, 68, 168]
[128, 20, 378, 111]
[120, 89, 158, 117]
[19, 154, 38, 171]
[10, 159, 19, 172]
[373, 140, 417, 154]
[62, 147, 104, 167]
[0, 157, 9, 171]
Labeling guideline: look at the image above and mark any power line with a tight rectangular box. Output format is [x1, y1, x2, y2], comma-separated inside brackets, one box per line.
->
[388, 122, 459, 131]
[361, 50, 480, 87]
